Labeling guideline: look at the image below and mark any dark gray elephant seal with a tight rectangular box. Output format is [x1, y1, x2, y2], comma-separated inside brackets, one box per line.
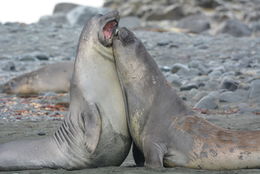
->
[1, 61, 73, 94]
[0, 11, 131, 170]
[113, 27, 260, 170]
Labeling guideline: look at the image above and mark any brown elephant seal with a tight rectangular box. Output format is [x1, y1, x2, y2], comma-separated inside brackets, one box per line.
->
[0, 11, 131, 170]
[113, 27, 260, 170]
[1, 61, 73, 94]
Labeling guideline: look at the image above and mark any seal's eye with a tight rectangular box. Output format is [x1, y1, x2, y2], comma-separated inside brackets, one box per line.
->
[103, 20, 118, 40]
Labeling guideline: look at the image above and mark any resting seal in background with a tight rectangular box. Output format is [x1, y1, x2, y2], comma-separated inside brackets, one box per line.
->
[1, 61, 73, 94]
[0, 11, 131, 170]
[113, 27, 260, 170]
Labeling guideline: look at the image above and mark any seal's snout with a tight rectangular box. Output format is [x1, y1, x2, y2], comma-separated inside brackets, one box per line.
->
[117, 27, 135, 45]
[118, 28, 129, 40]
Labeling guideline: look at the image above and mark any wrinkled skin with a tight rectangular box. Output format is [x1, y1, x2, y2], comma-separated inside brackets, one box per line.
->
[1, 62, 73, 94]
[0, 11, 131, 171]
[113, 27, 260, 170]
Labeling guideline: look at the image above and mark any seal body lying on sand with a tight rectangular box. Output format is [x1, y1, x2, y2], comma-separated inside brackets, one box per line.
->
[113, 27, 260, 170]
[0, 11, 131, 170]
[1, 61, 73, 94]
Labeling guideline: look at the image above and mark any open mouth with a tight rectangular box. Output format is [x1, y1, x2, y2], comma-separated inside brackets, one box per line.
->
[103, 20, 118, 40]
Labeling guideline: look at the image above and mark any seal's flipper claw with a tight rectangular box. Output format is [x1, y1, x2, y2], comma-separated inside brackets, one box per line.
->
[82, 103, 102, 154]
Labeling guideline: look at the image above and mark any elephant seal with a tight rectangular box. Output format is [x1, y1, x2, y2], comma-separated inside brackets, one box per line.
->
[1, 61, 73, 94]
[0, 11, 131, 170]
[113, 27, 260, 170]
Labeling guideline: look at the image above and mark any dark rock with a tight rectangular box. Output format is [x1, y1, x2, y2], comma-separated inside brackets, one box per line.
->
[220, 78, 239, 91]
[37, 132, 46, 136]
[249, 79, 260, 103]
[157, 41, 170, 47]
[36, 54, 49, 61]
[219, 90, 249, 103]
[177, 15, 210, 33]
[217, 19, 252, 37]
[66, 6, 110, 26]
[193, 0, 221, 8]
[53, 3, 79, 14]
[180, 82, 198, 91]
[2, 61, 16, 71]
[144, 5, 184, 21]
[194, 92, 219, 109]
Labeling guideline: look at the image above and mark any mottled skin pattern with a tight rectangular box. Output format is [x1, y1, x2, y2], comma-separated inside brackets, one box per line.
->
[1, 61, 73, 94]
[0, 11, 131, 171]
[113, 27, 260, 170]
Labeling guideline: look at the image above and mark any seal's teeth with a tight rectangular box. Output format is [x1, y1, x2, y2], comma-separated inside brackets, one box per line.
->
[115, 29, 119, 36]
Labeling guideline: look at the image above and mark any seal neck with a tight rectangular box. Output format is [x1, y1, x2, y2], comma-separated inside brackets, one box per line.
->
[92, 41, 114, 63]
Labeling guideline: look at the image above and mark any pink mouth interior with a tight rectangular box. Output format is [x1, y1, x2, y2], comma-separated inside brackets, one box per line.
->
[103, 21, 118, 40]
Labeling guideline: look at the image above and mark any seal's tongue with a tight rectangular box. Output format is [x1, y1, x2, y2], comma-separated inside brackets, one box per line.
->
[103, 21, 118, 40]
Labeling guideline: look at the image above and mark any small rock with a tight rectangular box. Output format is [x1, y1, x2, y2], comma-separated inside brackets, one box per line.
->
[2, 61, 16, 71]
[208, 66, 225, 78]
[37, 132, 46, 136]
[166, 74, 182, 86]
[205, 80, 221, 90]
[216, 19, 252, 37]
[19, 55, 36, 61]
[180, 82, 198, 91]
[249, 79, 260, 103]
[177, 15, 210, 33]
[36, 54, 49, 61]
[157, 41, 170, 47]
[171, 63, 189, 74]
[160, 66, 171, 72]
[188, 88, 199, 98]
[219, 90, 249, 103]
[220, 78, 239, 91]
[193, 0, 221, 8]
[192, 91, 209, 102]
[194, 92, 219, 109]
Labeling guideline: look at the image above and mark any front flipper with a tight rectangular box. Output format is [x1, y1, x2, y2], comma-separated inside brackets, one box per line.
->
[82, 103, 102, 154]
[143, 138, 165, 168]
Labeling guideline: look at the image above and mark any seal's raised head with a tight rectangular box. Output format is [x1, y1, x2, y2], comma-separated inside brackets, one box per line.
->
[80, 11, 119, 48]
[113, 27, 157, 85]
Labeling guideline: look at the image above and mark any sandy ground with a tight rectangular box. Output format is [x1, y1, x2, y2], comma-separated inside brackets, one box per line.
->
[1, 108, 260, 174]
